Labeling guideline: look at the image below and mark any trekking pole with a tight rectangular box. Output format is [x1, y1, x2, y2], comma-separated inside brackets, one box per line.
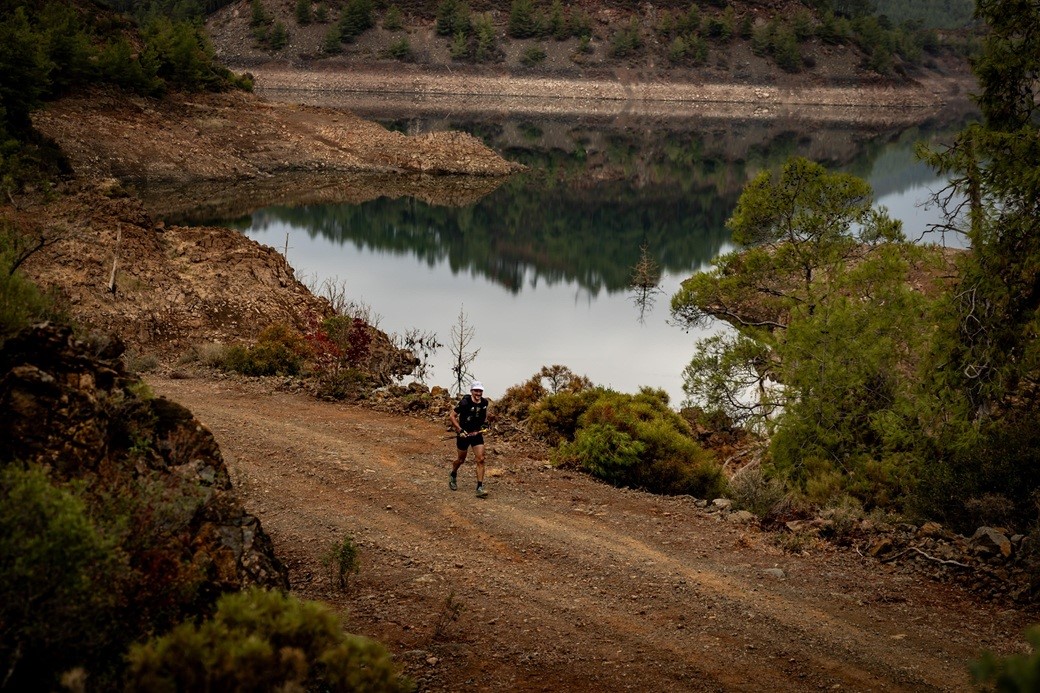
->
[438, 426, 486, 437]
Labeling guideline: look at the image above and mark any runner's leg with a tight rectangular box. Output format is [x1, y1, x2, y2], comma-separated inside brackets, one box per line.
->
[473, 444, 485, 484]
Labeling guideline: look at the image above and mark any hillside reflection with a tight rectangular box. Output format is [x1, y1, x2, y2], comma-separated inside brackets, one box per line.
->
[158, 102, 976, 296]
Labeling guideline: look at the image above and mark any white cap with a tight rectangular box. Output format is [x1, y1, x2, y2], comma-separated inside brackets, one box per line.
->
[470, 381, 484, 391]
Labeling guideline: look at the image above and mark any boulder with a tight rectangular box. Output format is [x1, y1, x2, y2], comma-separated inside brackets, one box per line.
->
[728, 510, 758, 524]
[971, 527, 1013, 559]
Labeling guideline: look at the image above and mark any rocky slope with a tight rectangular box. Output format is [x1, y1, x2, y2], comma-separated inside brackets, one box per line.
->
[0, 322, 288, 597]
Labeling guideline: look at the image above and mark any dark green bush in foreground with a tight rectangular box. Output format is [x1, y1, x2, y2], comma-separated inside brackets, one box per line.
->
[127, 587, 413, 692]
[971, 626, 1040, 691]
[0, 464, 125, 688]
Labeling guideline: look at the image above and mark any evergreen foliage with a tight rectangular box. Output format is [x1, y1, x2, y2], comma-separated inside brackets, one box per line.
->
[671, 158, 930, 508]
[0, 1, 250, 192]
[873, 0, 975, 29]
[913, 0, 1040, 530]
[338, 0, 374, 41]
[971, 626, 1040, 691]
[220, 323, 312, 376]
[383, 36, 413, 60]
[610, 17, 643, 58]
[322, 535, 361, 591]
[507, 0, 539, 39]
[521, 45, 547, 66]
[435, 0, 470, 37]
[126, 587, 412, 691]
[0, 220, 64, 344]
[0, 464, 124, 689]
[295, 0, 312, 25]
[383, 4, 404, 31]
[531, 386, 726, 498]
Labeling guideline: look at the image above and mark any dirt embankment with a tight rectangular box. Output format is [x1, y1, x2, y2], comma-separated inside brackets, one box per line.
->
[31, 87, 523, 188]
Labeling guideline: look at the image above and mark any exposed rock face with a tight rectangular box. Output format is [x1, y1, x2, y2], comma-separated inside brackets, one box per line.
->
[0, 323, 289, 592]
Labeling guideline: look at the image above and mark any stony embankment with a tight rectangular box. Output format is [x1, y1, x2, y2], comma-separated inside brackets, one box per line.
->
[244, 64, 975, 125]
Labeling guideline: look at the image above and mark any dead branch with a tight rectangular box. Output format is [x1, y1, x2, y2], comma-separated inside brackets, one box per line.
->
[879, 547, 972, 569]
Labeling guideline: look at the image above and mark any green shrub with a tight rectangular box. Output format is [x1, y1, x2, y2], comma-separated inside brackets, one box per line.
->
[436, 0, 470, 36]
[383, 37, 413, 60]
[527, 388, 600, 445]
[508, 0, 539, 39]
[338, 0, 374, 41]
[295, 0, 313, 25]
[704, 9, 734, 43]
[0, 220, 65, 344]
[547, 388, 726, 497]
[0, 267, 57, 345]
[472, 14, 498, 62]
[971, 625, 1040, 691]
[383, 4, 404, 30]
[322, 26, 343, 53]
[0, 464, 124, 690]
[500, 365, 592, 422]
[555, 423, 646, 485]
[610, 18, 642, 58]
[668, 36, 687, 63]
[220, 323, 310, 376]
[521, 45, 546, 66]
[268, 21, 289, 50]
[322, 535, 361, 591]
[96, 36, 164, 96]
[126, 587, 411, 692]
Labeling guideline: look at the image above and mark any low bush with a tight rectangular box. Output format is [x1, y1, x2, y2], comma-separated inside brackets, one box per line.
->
[971, 625, 1040, 691]
[549, 387, 726, 498]
[728, 464, 790, 520]
[0, 464, 125, 689]
[220, 323, 310, 376]
[126, 587, 412, 692]
[497, 364, 590, 420]
[383, 37, 413, 60]
[0, 220, 64, 343]
[521, 46, 547, 66]
[527, 388, 599, 445]
[322, 535, 361, 592]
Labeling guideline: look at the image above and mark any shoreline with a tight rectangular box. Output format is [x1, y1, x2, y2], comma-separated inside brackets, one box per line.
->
[241, 64, 977, 124]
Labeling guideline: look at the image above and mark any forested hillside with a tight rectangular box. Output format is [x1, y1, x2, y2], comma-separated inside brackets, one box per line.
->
[193, 0, 976, 88]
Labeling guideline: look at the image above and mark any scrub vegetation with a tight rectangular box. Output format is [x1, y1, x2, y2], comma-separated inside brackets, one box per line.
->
[668, 0, 1040, 539]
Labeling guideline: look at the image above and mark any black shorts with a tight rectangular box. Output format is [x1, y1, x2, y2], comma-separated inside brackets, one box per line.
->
[456, 433, 485, 450]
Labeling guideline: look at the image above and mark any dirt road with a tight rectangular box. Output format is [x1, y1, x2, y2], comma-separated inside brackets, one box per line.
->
[148, 375, 1032, 692]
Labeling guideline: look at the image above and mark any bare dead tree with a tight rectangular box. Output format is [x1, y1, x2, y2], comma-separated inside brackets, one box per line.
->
[2, 217, 70, 276]
[449, 305, 479, 396]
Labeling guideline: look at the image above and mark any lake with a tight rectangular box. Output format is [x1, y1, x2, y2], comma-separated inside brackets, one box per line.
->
[161, 95, 975, 405]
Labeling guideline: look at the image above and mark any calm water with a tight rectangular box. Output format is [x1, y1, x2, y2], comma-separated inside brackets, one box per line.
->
[162, 99, 975, 404]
